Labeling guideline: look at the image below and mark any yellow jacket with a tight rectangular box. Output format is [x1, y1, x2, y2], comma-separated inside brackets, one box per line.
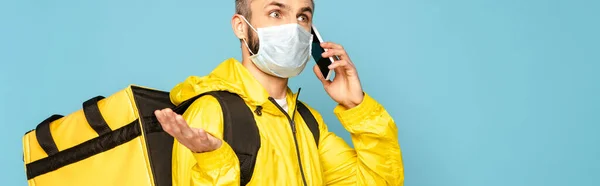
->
[169, 58, 404, 186]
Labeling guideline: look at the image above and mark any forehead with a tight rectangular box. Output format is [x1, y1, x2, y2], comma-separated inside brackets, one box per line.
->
[251, 0, 313, 9]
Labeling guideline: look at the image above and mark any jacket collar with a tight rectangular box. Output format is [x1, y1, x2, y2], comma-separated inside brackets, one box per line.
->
[169, 58, 301, 116]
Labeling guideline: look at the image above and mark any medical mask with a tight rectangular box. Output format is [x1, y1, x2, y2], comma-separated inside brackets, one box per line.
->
[241, 17, 313, 78]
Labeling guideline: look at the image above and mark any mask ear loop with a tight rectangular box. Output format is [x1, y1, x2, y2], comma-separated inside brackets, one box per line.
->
[240, 16, 258, 33]
[243, 38, 255, 55]
[240, 16, 258, 55]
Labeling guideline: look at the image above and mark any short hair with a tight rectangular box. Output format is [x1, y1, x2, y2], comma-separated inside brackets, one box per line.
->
[235, 0, 252, 20]
[235, 0, 314, 20]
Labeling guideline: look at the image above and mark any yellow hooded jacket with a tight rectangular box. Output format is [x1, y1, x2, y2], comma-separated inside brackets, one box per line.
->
[169, 58, 404, 186]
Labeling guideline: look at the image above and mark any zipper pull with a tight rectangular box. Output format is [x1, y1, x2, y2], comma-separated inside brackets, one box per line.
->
[254, 106, 263, 116]
[291, 120, 297, 134]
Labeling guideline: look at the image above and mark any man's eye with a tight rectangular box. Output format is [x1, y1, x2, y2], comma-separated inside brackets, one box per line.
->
[269, 11, 281, 18]
[297, 15, 309, 22]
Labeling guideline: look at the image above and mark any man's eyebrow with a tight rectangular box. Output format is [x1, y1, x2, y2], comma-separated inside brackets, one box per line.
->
[265, 1, 289, 10]
[299, 6, 313, 15]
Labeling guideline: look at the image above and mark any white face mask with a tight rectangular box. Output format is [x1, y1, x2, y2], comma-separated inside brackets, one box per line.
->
[241, 17, 313, 78]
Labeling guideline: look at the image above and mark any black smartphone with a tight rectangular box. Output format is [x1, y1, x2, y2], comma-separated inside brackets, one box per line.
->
[311, 25, 334, 80]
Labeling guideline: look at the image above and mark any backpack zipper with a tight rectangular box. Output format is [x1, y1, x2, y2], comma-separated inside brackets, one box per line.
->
[267, 88, 308, 186]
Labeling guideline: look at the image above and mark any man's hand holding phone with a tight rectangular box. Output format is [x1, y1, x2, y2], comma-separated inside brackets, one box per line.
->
[313, 41, 364, 109]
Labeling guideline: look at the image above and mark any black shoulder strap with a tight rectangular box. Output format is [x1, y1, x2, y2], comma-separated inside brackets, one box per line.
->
[207, 91, 259, 186]
[173, 91, 259, 186]
[297, 102, 320, 147]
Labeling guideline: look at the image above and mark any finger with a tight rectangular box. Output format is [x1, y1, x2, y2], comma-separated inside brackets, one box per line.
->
[175, 114, 194, 138]
[155, 110, 171, 131]
[157, 110, 193, 148]
[159, 109, 178, 132]
[320, 42, 343, 50]
[322, 48, 347, 60]
[155, 110, 166, 123]
[330, 60, 356, 78]
[332, 64, 346, 78]
[164, 109, 183, 135]
[313, 65, 331, 86]
[328, 60, 352, 70]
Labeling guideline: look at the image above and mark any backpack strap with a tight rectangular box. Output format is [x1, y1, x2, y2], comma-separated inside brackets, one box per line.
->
[207, 91, 259, 185]
[173, 91, 259, 186]
[297, 102, 320, 147]
[173, 92, 321, 185]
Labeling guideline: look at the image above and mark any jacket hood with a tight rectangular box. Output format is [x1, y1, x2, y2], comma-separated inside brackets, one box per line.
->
[170, 58, 298, 115]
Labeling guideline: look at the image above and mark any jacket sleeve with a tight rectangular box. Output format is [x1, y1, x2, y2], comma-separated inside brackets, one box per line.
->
[316, 93, 404, 185]
[171, 96, 240, 186]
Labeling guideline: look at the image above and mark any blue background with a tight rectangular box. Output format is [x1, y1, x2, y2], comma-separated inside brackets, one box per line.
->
[1, 0, 599, 185]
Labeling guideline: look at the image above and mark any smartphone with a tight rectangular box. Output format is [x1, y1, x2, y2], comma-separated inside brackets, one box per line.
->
[311, 25, 335, 80]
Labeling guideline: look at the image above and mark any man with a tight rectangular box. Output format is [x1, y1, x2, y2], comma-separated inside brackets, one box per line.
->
[154, 0, 404, 185]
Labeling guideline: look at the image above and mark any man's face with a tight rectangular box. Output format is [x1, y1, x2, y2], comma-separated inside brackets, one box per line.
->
[246, 0, 314, 54]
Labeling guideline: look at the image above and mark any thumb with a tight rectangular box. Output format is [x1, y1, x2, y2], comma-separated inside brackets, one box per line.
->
[313, 65, 331, 86]
[195, 128, 208, 141]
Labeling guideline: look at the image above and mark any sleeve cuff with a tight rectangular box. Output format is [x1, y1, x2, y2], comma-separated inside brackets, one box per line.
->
[192, 142, 237, 172]
[334, 93, 383, 130]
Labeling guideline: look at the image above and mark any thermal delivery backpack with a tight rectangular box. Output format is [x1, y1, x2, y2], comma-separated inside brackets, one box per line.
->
[22, 85, 179, 186]
[22, 85, 320, 186]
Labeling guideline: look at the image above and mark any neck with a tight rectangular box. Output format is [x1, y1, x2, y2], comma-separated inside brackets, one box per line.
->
[242, 58, 288, 99]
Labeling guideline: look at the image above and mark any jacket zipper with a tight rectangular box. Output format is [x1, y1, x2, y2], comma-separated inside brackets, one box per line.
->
[268, 88, 308, 186]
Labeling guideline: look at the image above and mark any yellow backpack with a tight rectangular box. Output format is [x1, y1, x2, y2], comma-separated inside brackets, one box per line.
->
[22, 85, 320, 186]
[23, 85, 177, 186]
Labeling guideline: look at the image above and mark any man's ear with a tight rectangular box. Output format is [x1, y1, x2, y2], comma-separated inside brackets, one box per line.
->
[231, 14, 246, 40]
